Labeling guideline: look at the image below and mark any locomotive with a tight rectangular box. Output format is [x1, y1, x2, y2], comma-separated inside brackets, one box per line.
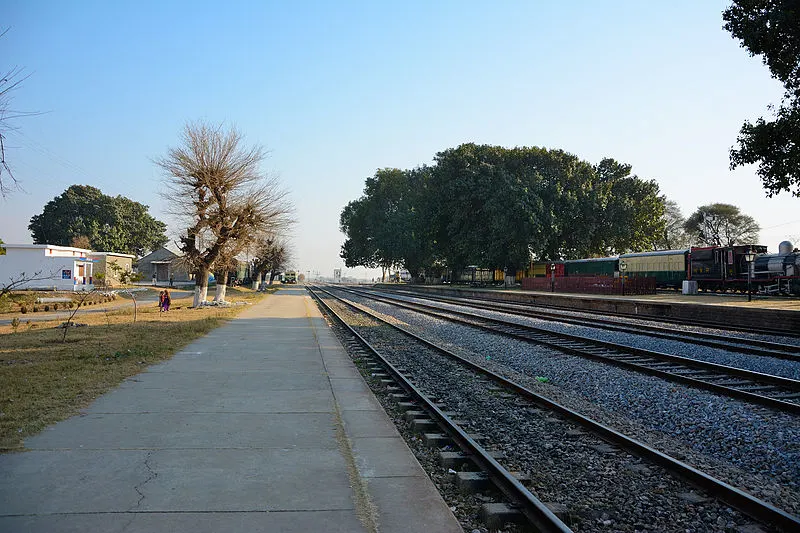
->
[525, 242, 800, 295]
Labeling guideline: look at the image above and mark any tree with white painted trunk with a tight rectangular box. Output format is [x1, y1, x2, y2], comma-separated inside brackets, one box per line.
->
[155, 122, 293, 307]
[249, 234, 291, 290]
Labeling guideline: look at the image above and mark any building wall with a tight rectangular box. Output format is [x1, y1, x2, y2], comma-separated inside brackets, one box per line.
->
[90, 255, 134, 287]
[135, 248, 192, 282]
[0, 247, 94, 291]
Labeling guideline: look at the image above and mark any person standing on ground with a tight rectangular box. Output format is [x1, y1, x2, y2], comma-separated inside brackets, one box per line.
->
[169, 274, 174, 288]
[158, 290, 165, 312]
[162, 289, 171, 312]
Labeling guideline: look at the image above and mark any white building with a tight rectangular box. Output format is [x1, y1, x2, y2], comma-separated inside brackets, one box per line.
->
[0, 244, 95, 291]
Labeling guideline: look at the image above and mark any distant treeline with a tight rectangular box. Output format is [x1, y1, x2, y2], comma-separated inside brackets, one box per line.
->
[340, 143, 667, 279]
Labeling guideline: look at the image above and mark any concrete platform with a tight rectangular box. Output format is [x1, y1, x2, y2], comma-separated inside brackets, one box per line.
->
[0, 287, 462, 533]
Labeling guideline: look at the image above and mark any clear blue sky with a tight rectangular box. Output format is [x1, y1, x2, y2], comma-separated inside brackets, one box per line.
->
[2, 1, 798, 279]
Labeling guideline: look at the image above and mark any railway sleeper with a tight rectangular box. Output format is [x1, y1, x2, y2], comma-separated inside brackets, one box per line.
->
[707, 379, 758, 387]
[454, 470, 532, 494]
[669, 369, 719, 377]
[411, 418, 438, 433]
[640, 362, 682, 369]
[735, 384, 781, 393]
[439, 450, 508, 469]
[770, 391, 800, 400]
[608, 356, 652, 363]
[479, 503, 527, 530]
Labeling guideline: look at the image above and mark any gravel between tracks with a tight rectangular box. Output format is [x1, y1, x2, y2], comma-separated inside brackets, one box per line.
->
[382, 291, 800, 381]
[329, 289, 800, 524]
[321, 292, 769, 533]
[386, 289, 800, 348]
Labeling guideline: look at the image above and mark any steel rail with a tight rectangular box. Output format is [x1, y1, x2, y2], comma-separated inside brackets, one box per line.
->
[380, 285, 800, 339]
[316, 285, 800, 533]
[339, 286, 800, 415]
[307, 286, 573, 533]
[378, 288, 800, 360]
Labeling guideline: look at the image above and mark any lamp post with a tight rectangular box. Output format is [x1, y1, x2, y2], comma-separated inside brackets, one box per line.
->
[619, 261, 627, 296]
[550, 263, 556, 293]
[744, 249, 756, 302]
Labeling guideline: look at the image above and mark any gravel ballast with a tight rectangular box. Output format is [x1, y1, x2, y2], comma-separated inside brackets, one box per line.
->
[327, 288, 800, 523]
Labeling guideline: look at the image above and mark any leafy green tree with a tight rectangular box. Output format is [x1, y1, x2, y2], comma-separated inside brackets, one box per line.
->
[601, 170, 665, 254]
[398, 166, 437, 281]
[340, 197, 379, 270]
[341, 143, 667, 280]
[28, 185, 168, 255]
[429, 144, 539, 274]
[724, 0, 800, 196]
[684, 203, 760, 246]
[653, 199, 691, 250]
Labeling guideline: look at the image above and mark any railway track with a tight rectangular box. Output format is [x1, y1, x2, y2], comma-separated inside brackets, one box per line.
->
[337, 286, 800, 415]
[311, 285, 800, 532]
[307, 287, 573, 532]
[381, 285, 800, 339]
[378, 288, 800, 361]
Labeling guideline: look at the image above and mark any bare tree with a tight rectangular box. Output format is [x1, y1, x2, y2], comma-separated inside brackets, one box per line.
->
[155, 122, 293, 307]
[212, 240, 242, 302]
[0, 270, 58, 298]
[249, 234, 292, 290]
[1, 29, 34, 198]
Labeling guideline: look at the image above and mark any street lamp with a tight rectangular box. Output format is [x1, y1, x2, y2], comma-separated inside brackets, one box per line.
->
[550, 263, 556, 293]
[743, 248, 756, 302]
[619, 261, 627, 296]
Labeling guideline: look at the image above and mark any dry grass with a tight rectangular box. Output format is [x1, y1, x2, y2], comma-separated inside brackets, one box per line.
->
[0, 287, 273, 451]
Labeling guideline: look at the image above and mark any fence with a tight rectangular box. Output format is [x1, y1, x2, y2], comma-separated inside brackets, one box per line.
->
[521, 276, 656, 295]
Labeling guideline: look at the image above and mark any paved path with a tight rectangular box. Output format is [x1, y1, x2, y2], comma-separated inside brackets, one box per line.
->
[0, 287, 461, 533]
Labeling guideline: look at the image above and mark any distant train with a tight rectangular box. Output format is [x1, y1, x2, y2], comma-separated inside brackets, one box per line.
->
[525, 242, 800, 295]
[283, 271, 297, 284]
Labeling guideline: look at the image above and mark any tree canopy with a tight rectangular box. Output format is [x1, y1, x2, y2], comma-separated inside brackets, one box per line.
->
[28, 185, 168, 256]
[654, 199, 691, 250]
[724, 0, 800, 197]
[683, 203, 760, 247]
[156, 121, 293, 306]
[340, 143, 667, 279]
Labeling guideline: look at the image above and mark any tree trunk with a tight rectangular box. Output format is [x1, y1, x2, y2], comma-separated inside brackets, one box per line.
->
[269, 271, 277, 285]
[194, 266, 209, 307]
[252, 271, 262, 291]
[214, 270, 228, 302]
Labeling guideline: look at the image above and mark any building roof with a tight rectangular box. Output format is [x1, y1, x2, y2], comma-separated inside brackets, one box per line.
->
[1, 244, 92, 253]
[89, 251, 136, 259]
